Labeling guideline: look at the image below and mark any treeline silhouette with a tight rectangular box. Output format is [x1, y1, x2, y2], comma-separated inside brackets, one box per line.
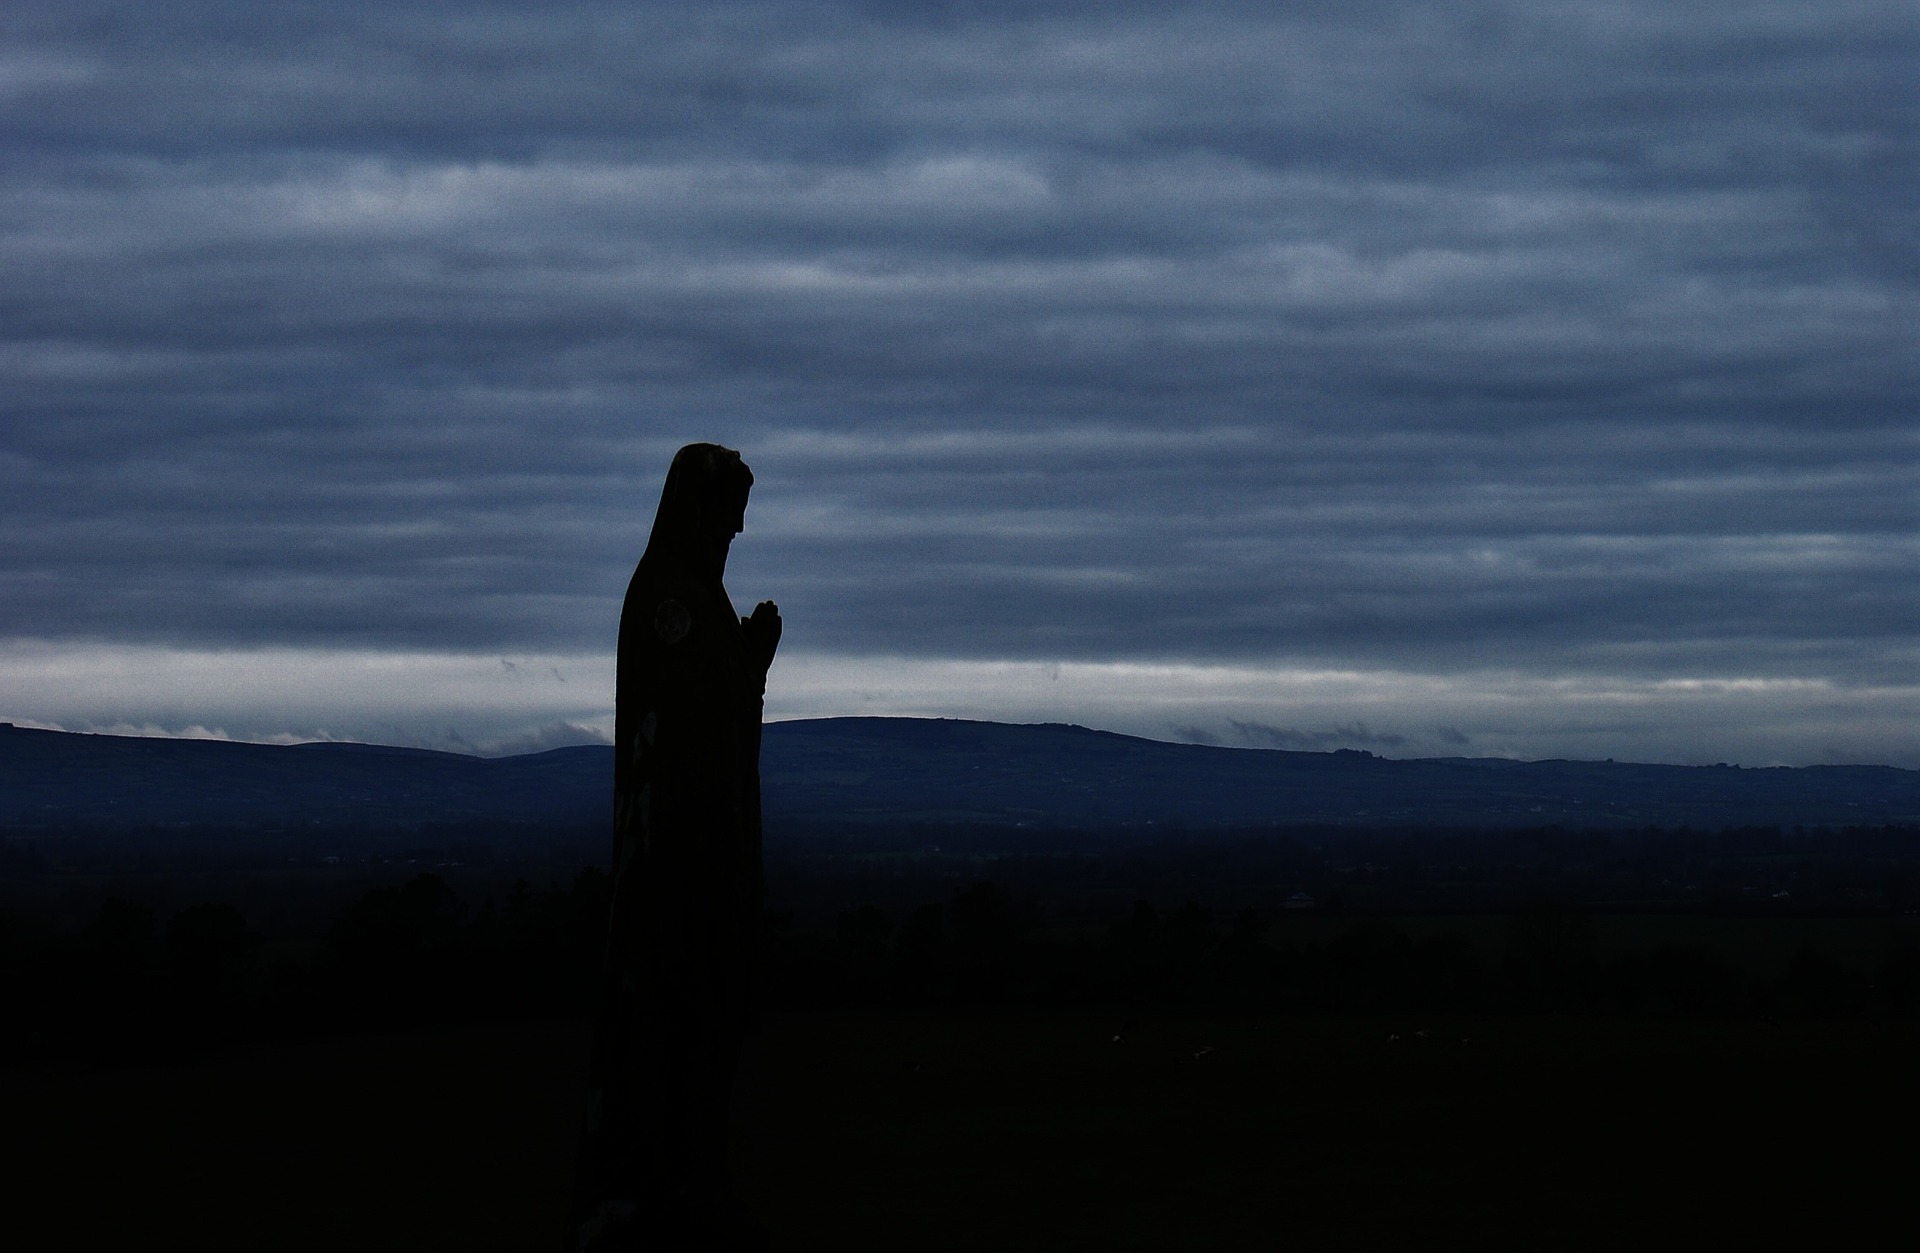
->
[5, 854, 1918, 1070]
[7, 820, 1917, 923]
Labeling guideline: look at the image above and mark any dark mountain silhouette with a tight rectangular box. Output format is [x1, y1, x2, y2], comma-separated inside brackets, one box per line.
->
[1, 717, 1917, 834]
[3, 713, 1920, 828]
[0, 723, 605, 830]
[761, 718, 1920, 829]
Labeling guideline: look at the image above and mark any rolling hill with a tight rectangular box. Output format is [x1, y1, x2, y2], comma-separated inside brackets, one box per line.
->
[2, 717, 1917, 835]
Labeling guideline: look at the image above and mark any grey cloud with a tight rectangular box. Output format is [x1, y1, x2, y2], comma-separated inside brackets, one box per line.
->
[433, 721, 610, 757]
[1, 2, 1915, 762]
[482, 720, 613, 758]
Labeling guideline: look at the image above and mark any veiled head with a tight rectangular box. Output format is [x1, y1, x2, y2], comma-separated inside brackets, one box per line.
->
[645, 443, 754, 571]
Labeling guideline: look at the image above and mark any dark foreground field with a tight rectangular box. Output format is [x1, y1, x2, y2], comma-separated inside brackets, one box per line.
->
[6, 1011, 1911, 1251]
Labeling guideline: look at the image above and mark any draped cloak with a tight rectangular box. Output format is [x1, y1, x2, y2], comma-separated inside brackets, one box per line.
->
[570, 444, 774, 1252]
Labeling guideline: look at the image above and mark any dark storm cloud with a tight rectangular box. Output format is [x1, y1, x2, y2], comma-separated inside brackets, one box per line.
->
[2, 3, 1914, 715]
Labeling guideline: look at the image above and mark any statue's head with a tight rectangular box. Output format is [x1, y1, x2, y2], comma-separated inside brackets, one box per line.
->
[649, 443, 754, 567]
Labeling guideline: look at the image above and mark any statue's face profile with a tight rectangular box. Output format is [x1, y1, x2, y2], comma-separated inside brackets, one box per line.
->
[695, 449, 749, 542]
[656, 442, 753, 566]
[710, 478, 748, 538]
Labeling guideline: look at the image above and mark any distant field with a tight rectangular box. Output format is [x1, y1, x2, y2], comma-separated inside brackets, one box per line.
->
[6, 1011, 1910, 1250]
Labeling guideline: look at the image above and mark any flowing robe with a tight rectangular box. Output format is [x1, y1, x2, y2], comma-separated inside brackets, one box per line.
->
[570, 444, 776, 1252]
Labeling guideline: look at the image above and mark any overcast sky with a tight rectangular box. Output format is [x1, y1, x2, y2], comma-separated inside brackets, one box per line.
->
[3, 1, 1915, 765]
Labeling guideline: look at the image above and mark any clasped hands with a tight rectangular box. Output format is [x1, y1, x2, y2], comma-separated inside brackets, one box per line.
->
[742, 600, 781, 675]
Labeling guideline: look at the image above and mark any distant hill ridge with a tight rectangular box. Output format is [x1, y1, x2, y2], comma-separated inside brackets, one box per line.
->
[1, 717, 1917, 833]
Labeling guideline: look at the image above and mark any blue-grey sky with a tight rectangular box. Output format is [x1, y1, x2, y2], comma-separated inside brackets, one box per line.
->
[3, 2, 1915, 765]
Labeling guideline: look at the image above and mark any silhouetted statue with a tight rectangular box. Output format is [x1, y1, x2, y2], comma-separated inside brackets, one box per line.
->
[569, 443, 780, 1252]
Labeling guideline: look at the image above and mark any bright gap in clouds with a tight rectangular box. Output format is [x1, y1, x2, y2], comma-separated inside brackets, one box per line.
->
[2, 643, 1915, 769]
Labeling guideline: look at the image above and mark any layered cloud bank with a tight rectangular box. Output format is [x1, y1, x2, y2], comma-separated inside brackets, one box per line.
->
[4, 643, 1915, 769]
[3, 4, 1914, 764]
